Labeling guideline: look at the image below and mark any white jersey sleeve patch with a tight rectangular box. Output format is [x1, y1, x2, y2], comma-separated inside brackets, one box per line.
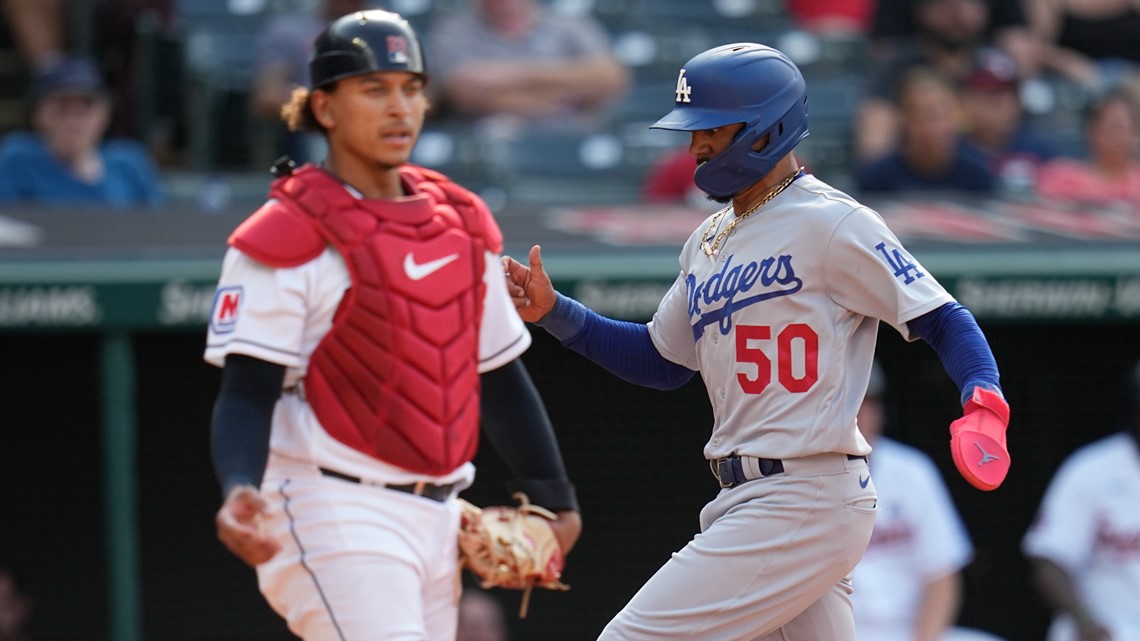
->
[826, 207, 954, 339]
[203, 248, 318, 370]
[209, 286, 243, 334]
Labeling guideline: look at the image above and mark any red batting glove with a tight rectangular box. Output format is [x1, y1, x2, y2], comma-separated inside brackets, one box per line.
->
[949, 386, 1010, 491]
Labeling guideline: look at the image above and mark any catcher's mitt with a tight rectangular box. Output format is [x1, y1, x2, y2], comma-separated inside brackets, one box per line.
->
[457, 492, 569, 618]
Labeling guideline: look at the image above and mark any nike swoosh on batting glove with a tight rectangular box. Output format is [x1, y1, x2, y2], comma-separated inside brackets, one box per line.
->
[949, 386, 1010, 491]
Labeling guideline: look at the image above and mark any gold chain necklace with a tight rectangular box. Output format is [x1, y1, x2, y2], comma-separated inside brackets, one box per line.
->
[699, 167, 804, 257]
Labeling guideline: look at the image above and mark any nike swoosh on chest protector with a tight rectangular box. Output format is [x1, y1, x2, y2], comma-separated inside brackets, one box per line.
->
[404, 252, 460, 280]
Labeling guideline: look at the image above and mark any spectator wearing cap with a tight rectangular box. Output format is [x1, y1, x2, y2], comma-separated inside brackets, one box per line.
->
[0, 56, 165, 208]
[960, 47, 1057, 197]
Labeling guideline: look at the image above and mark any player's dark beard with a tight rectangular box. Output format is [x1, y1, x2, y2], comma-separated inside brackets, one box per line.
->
[708, 193, 732, 205]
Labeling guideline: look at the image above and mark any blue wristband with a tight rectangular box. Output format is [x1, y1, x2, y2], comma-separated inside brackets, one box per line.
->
[535, 292, 589, 342]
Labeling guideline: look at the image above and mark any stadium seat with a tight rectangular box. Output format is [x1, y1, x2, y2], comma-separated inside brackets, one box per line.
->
[175, 0, 269, 169]
[478, 126, 645, 206]
[411, 123, 499, 191]
[602, 0, 787, 32]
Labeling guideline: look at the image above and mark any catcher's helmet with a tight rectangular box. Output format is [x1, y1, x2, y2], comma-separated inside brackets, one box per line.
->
[309, 10, 426, 89]
[651, 43, 809, 198]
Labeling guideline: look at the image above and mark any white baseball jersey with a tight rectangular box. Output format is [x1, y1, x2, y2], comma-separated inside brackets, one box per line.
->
[1022, 432, 1140, 641]
[853, 437, 974, 641]
[204, 194, 531, 487]
[647, 174, 955, 461]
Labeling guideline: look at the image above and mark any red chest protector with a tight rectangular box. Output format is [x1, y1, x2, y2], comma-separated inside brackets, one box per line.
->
[229, 164, 502, 475]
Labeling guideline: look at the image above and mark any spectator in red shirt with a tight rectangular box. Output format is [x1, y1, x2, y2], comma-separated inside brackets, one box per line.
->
[1036, 90, 1140, 204]
[641, 147, 702, 206]
[785, 0, 876, 35]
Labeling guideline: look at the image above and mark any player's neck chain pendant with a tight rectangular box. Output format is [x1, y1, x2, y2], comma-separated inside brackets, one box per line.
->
[699, 167, 805, 257]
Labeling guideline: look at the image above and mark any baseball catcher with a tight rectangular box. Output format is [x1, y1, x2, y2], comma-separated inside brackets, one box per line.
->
[204, 10, 581, 641]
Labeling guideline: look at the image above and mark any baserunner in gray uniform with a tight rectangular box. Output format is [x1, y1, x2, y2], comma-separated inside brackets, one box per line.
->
[503, 43, 1011, 641]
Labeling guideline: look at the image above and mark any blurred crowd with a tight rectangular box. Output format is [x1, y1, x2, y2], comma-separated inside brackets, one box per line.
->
[0, 0, 1136, 211]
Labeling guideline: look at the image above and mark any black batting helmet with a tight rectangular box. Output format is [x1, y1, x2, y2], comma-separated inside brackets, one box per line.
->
[309, 10, 427, 90]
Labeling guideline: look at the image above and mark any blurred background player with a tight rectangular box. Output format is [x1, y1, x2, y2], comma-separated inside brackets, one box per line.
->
[456, 589, 510, 641]
[0, 562, 32, 641]
[1021, 359, 1140, 641]
[851, 362, 982, 641]
[205, 10, 580, 640]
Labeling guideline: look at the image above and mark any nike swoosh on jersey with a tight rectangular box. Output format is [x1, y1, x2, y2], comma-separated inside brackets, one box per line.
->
[859, 475, 870, 488]
[404, 252, 460, 280]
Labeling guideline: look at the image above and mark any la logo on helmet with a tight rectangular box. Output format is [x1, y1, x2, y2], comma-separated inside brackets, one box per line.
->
[674, 70, 692, 103]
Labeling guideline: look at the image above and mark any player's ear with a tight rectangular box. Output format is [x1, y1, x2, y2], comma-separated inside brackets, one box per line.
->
[310, 88, 336, 130]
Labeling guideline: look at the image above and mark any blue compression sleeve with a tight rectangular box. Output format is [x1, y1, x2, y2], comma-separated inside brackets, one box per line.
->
[480, 358, 578, 512]
[537, 292, 695, 390]
[907, 302, 1002, 405]
[210, 355, 285, 498]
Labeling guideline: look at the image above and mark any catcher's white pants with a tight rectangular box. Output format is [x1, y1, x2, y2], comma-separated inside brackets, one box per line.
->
[256, 460, 462, 641]
[598, 453, 877, 641]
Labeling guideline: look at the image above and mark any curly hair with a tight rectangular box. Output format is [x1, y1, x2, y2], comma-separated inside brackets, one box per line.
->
[280, 85, 333, 134]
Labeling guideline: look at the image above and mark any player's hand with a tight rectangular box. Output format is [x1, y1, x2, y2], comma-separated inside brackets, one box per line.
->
[549, 510, 582, 557]
[502, 244, 557, 323]
[949, 386, 1010, 491]
[215, 484, 280, 567]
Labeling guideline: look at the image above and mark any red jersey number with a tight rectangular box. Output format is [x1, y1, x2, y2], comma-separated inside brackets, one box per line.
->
[735, 323, 819, 394]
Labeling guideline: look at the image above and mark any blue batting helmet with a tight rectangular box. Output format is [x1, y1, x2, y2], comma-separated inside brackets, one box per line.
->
[651, 43, 809, 198]
[309, 10, 427, 89]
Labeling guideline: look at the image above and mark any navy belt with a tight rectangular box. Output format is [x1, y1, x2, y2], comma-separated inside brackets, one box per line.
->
[711, 454, 866, 489]
[318, 467, 458, 502]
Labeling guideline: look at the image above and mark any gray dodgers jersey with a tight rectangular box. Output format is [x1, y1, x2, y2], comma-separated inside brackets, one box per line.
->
[647, 174, 954, 461]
